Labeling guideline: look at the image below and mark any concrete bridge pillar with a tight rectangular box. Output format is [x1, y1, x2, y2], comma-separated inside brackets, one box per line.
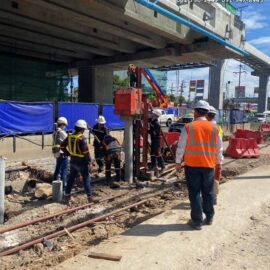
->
[257, 74, 269, 113]
[208, 60, 225, 110]
[78, 67, 113, 103]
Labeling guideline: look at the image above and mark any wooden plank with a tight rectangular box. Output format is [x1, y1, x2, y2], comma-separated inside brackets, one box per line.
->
[88, 252, 122, 262]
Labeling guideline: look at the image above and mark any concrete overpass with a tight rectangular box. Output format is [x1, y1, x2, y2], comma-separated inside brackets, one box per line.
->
[0, 0, 269, 110]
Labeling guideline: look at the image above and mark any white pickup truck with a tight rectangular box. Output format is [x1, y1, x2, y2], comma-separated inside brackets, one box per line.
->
[153, 109, 176, 126]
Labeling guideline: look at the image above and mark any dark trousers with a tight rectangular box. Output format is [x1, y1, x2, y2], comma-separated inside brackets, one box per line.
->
[185, 166, 215, 225]
[150, 142, 164, 168]
[65, 162, 92, 197]
[94, 146, 105, 170]
[105, 152, 121, 181]
[53, 155, 68, 189]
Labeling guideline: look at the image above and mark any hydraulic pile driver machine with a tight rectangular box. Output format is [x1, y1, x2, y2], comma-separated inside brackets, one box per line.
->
[114, 65, 176, 183]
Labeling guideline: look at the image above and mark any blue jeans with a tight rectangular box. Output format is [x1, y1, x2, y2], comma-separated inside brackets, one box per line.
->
[53, 156, 68, 189]
[65, 162, 92, 197]
[185, 166, 215, 225]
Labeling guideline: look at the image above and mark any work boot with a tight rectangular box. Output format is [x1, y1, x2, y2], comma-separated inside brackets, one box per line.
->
[188, 219, 202, 230]
[149, 156, 157, 170]
[203, 217, 213, 226]
[87, 196, 99, 203]
[157, 156, 165, 170]
[110, 181, 121, 189]
[63, 194, 71, 205]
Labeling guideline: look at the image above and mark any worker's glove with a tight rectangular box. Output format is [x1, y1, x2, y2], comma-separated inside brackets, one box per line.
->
[215, 164, 222, 181]
[175, 163, 181, 172]
[88, 163, 92, 173]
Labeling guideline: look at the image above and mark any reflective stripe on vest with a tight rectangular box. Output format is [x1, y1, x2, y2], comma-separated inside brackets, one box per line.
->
[68, 134, 84, 158]
[188, 122, 217, 147]
[184, 121, 218, 168]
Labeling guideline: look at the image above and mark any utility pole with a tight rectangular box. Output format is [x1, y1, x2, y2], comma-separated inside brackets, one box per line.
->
[179, 80, 185, 106]
[233, 64, 247, 98]
[176, 70, 179, 97]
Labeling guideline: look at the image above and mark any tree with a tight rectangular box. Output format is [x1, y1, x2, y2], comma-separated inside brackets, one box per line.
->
[168, 94, 176, 102]
[113, 75, 129, 90]
[178, 95, 186, 105]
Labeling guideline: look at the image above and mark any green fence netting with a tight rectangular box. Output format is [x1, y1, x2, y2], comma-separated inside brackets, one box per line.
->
[0, 54, 71, 101]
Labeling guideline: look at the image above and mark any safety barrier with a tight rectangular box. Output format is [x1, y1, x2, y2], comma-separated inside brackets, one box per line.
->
[160, 132, 180, 148]
[234, 129, 263, 144]
[260, 124, 270, 133]
[225, 138, 259, 158]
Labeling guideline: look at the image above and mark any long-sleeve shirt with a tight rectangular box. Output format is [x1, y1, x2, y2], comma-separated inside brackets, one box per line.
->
[53, 128, 67, 154]
[92, 124, 109, 147]
[175, 117, 223, 165]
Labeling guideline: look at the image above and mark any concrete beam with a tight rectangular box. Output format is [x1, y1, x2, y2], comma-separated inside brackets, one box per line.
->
[78, 67, 113, 103]
[0, 34, 92, 60]
[0, 43, 71, 63]
[208, 60, 225, 110]
[0, 23, 115, 57]
[0, 2, 138, 54]
[27, 0, 167, 49]
[258, 75, 270, 113]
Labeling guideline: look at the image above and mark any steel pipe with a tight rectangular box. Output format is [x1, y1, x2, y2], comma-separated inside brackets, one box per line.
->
[0, 198, 148, 256]
[0, 192, 128, 234]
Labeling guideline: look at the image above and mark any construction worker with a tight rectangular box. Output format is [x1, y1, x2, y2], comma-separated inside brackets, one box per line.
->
[103, 134, 122, 188]
[206, 106, 224, 205]
[52, 117, 68, 189]
[149, 110, 165, 171]
[92, 116, 109, 173]
[175, 100, 223, 230]
[61, 119, 95, 203]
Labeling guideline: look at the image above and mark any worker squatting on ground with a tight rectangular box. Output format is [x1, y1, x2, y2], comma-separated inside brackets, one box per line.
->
[206, 106, 224, 205]
[103, 134, 122, 188]
[52, 117, 68, 189]
[149, 110, 165, 171]
[61, 119, 96, 203]
[175, 100, 223, 230]
[91, 116, 109, 173]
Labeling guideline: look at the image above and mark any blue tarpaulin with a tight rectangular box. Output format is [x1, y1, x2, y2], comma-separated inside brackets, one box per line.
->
[0, 102, 53, 135]
[58, 103, 99, 130]
[164, 107, 179, 116]
[229, 110, 245, 124]
[102, 105, 124, 129]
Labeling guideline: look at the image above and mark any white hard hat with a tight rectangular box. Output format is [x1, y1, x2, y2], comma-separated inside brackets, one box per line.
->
[208, 106, 217, 115]
[75, 119, 88, 129]
[194, 100, 210, 111]
[152, 110, 162, 117]
[57, 117, 68, 125]
[97, 115, 106, 124]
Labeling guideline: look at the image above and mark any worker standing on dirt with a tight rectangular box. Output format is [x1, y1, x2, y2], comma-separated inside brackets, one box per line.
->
[206, 106, 224, 205]
[103, 134, 122, 188]
[175, 100, 223, 230]
[149, 110, 165, 171]
[52, 117, 68, 190]
[92, 116, 109, 174]
[61, 120, 96, 203]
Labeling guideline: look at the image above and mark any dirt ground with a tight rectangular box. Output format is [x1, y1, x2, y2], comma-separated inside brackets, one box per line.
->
[1, 150, 270, 270]
[201, 201, 270, 270]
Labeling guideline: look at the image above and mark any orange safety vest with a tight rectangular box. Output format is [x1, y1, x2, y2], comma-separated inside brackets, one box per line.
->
[184, 120, 219, 168]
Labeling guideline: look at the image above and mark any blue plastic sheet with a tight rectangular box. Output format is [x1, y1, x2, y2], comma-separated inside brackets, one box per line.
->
[0, 102, 53, 135]
[102, 105, 124, 129]
[229, 110, 244, 124]
[58, 103, 99, 130]
[165, 107, 179, 116]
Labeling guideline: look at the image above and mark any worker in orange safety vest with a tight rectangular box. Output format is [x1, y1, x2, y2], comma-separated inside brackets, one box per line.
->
[175, 100, 223, 230]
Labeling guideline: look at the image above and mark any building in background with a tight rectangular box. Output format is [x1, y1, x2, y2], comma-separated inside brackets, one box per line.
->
[235, 86, 245, 98]
[195, 80, 205, 102]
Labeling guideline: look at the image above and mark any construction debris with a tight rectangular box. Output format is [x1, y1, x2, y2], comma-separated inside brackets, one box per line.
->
[88, 252, 122, 262]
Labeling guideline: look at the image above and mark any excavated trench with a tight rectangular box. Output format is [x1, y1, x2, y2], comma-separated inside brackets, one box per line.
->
[2, 152, 270, 269]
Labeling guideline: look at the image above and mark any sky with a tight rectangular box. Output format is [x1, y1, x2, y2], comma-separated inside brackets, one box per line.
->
[167, 1, 270, 100]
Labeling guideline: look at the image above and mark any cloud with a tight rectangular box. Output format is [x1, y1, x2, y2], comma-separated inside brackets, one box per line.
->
[242, 10, 268, 30]
[249, 36, 270, 46]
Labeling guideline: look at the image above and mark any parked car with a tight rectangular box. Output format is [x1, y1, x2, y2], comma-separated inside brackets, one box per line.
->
[153, 109, 177, 127]
[254, 113, 268, 123]
[168, 122, 185, 133]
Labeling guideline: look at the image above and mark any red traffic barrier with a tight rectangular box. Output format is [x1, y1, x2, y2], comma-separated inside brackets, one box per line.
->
[225, 137, 259, 158]
[260, 124, 270, 133]
[234, 129, 263, 144]
[160, 132, 180, 148]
